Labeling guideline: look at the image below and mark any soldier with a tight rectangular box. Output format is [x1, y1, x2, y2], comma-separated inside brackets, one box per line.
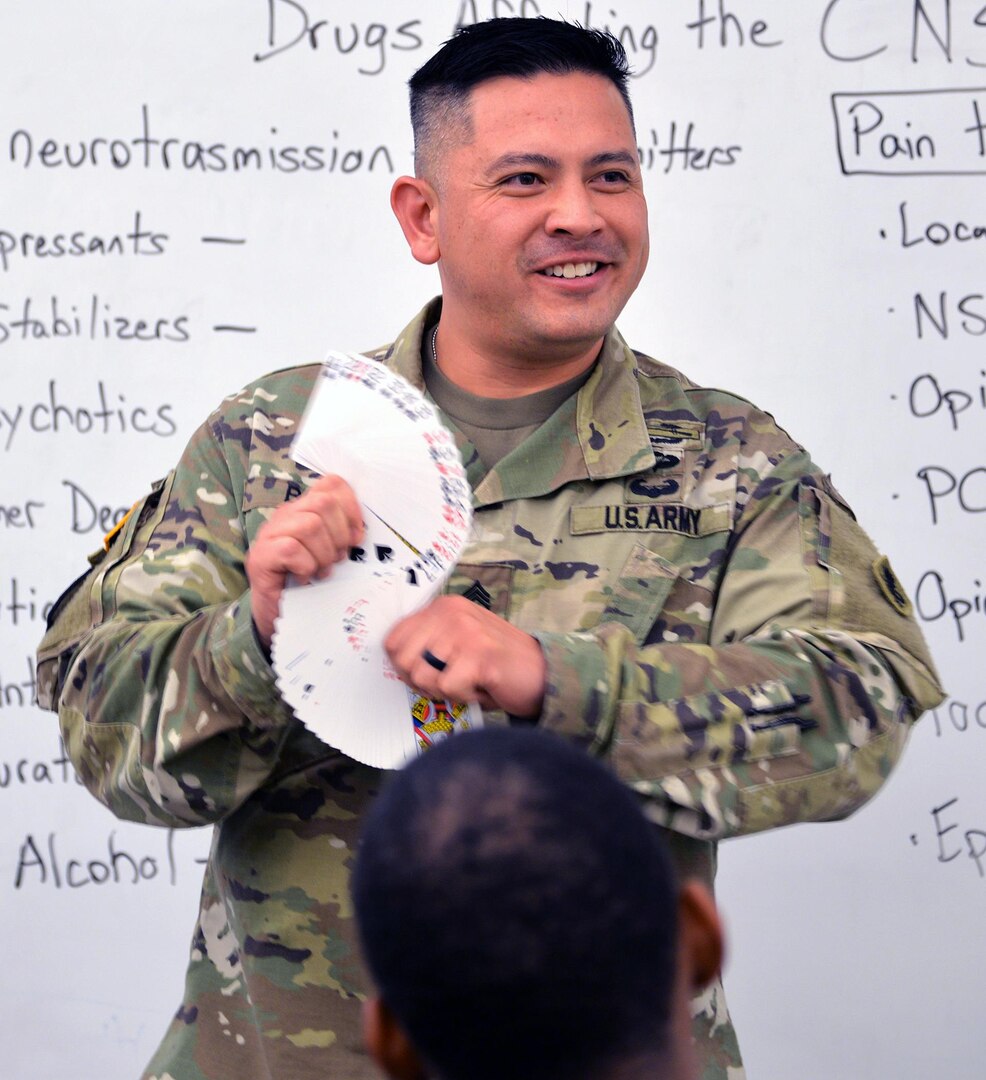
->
[352, 725, 724, 1080]
[37, 17, 943, 1080]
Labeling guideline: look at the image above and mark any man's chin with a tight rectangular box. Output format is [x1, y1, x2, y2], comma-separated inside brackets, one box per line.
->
[519, 325, 613, 364]
[528, 310, 621, 349]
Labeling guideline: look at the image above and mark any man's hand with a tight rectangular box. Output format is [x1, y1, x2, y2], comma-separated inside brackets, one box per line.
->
[384, 595, 547, 720]
[246, 474, 364, 647]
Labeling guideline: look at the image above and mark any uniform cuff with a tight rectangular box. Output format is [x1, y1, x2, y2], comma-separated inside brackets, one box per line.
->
[533, 630, 616, 753]
[209, 590, 294, 730]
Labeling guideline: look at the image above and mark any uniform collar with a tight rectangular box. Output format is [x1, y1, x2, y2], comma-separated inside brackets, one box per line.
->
[378, 299, 655, 505]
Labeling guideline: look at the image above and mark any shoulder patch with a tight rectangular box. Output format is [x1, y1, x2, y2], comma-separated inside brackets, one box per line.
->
[873, 555, 913, 617]
[102, 500, 139, 551]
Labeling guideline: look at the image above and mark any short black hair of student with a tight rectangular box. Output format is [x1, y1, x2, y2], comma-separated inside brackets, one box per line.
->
[352, 727, 679, 1080]
[408, 17, 635, 176]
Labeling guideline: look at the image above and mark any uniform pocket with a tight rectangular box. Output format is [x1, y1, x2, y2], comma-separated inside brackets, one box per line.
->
[599, 542, 681, 643]
[241, 473, 309, 544]
[616, 677, 807, 781]
[36, 471, 176, 708]
[803, 480, 935, 668]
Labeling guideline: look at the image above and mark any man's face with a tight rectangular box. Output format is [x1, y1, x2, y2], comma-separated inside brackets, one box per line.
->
[429, 71, 649, 364]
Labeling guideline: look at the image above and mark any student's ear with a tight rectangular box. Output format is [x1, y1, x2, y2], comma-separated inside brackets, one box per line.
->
[677, 879, 724, 991]
[391, 176, 441, 266]
[362, 997, 428, 1080]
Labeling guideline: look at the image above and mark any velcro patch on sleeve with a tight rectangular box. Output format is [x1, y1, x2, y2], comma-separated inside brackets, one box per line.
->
[873, 555, 913, 617]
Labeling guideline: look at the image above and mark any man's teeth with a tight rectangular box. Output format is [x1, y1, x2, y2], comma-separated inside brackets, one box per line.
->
[542, 261, 599, 278]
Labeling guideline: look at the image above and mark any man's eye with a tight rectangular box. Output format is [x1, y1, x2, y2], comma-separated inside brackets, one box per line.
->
[505, 172, 541, 187]
[598, 170, 630, 184]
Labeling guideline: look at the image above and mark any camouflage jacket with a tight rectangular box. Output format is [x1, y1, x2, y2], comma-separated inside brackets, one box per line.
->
[37, 299, 944, 1080]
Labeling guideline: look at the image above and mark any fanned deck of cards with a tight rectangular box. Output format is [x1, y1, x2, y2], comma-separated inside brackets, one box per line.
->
[271, 351, 482, 769]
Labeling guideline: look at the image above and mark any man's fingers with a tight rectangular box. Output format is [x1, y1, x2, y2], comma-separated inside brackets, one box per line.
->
[263, 506, 351, 571]
[306, 474, 365, 545]
[247, 473, 364, 645]
[384, 596, 546, 718]
[257, 535, 327, 585]
[407, 645, 477, 699]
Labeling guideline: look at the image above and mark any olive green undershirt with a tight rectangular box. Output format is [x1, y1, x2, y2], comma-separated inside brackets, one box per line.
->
[422, 337, 595, 471]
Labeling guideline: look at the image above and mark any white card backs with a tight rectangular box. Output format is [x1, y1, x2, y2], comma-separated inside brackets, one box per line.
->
[271, 351, 480, 768]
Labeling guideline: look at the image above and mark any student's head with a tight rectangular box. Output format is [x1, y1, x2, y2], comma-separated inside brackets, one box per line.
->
[352, 728, 723, 1080]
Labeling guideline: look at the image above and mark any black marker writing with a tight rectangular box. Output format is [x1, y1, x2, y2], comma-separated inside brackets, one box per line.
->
[685, 0, 781, 50]
[916, 465, 986, 524]
[0, 295, 189, 344]
[0, 737, 77, 789]
[907, 371, 986, 432]
[915, 569, 986, 641]
[931, 697, 986, 738]
[0, 380, 177, 452]
[913, 290, 986, 340]
[0, 211, 167, 273]
[8, 105, 395, 175]
[821, 1, 986, 67]
[0, 655, 38, 709]
[0, 578, 55, 627]
[931, 798, 986, 878]
[11, 829, 206, 890]
[255, 0, 423, 72]
[0, 498, 43, 530]
[894, 200, 986, 250]
[62, 480, 130, 535]
[637, 122, 741, 173]
[832, 90, 986, 177]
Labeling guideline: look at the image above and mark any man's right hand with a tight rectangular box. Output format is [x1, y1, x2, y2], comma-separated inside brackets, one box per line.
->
[246, 474, 364, 648]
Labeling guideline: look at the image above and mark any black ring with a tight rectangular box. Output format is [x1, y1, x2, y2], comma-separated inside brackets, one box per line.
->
[421, 649, 447, 672]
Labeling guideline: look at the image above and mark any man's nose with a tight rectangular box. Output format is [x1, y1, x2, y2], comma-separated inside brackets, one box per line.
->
[544, 181, 603, 238]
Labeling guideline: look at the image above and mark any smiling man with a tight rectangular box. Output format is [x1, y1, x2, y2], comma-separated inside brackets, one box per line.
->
[392, 68, 649, 392]
[38, 17, 943, 1080]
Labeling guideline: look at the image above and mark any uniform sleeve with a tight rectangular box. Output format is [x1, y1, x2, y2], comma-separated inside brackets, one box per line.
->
[533, 450, 945, 841]
[38, 412, 298, 828]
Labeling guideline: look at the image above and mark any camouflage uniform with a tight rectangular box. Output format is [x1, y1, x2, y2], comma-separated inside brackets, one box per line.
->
[38, 298, 943, 1080]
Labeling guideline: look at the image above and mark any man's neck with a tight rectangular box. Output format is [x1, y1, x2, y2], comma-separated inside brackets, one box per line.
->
[430, 320, 604, 399]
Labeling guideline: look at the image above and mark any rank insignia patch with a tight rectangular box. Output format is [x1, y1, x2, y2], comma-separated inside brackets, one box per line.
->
[463, 580, 492, 610]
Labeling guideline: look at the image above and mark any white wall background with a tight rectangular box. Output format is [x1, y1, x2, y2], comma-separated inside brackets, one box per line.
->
[2, 3, 984, 1077]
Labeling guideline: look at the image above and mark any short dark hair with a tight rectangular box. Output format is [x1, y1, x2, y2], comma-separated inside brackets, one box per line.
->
[352, 728, 679, 1080]
[409, 17, 635, 177]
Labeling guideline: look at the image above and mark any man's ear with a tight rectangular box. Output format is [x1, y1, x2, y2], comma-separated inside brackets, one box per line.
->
[391, 175, 441, 266]
[677, 879, 725, 992]
[362, 997, 428, 1080]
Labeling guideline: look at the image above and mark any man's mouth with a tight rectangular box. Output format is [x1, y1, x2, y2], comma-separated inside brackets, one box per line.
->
[539, 261, 600, 279]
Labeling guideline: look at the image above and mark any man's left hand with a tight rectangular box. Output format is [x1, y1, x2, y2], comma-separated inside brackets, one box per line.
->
[384, 595, 546, 719]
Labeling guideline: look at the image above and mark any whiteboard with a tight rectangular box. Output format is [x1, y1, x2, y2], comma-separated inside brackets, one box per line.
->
[2, 3, 983, 1078]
